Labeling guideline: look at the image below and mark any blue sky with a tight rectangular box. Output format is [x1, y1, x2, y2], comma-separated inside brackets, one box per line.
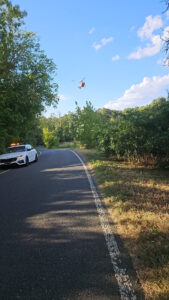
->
[12, 0, 169, 116]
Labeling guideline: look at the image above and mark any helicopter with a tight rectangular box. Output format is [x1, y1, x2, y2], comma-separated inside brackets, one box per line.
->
[78, 79, 85, 89]
[72, 77, 86, 89]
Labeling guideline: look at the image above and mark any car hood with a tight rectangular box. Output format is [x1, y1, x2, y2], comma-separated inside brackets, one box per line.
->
[0, 152, 25, 159]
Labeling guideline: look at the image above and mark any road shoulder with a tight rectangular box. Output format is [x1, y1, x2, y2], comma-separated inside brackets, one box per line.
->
[73, 149, 145, 300]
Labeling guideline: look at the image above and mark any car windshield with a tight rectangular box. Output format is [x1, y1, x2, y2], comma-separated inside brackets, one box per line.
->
[7, 146, 25, 153]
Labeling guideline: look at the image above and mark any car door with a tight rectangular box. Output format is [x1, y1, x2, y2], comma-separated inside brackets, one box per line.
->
[30, 145, 36, 162]
[26, 144, 34, 162]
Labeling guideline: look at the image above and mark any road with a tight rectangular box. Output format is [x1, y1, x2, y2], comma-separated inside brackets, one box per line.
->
[0, 149, 143, 300]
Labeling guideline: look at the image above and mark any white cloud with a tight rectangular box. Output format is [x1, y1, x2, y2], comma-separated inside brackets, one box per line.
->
[138, 15, 162, 40]
[93, 36, 113, 50]
[93, 42, 102, 50]
[112, 54, 120, 61]
[101, 37, 113, 45]
[128, 35, 162, 59]
[89, 27, 95, 35]
[128, 15, 165, 59]
[104, 74, 169, 110]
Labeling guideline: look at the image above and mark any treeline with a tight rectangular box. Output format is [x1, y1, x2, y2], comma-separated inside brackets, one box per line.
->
[40, 96, 169, 164]
[1, 1, 169, 166]
[39, 113, 76, 148]
[0, 1, 58, 152]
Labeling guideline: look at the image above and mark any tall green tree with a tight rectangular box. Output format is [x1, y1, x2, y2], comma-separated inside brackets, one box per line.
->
[0, 0, 58, 151]
[74, 101, 101, 148]
[42, 127, 59, 149]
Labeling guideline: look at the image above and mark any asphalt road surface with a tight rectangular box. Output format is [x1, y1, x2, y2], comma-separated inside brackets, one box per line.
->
[0, 149, 144, 300]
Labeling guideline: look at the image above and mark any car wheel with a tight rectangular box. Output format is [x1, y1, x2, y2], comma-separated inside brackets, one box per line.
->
[25, 156, 29, 166]
[35, 154, 38, 162]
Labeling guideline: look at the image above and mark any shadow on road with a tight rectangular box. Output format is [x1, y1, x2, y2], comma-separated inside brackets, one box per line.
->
[0, 151, 143, 300]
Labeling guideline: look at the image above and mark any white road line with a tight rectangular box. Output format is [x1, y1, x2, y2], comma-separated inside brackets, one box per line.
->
[0, 169, 9, 175]
[71, 150, 136, 300]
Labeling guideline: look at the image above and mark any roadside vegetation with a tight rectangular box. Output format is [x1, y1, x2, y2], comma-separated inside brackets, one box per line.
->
[78, 149, 169, 300]
[0, 0, 58, 153]
[40, 97, 169, 167]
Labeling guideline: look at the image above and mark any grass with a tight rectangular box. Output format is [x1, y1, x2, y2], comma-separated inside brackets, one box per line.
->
[78, 149, 169, 300]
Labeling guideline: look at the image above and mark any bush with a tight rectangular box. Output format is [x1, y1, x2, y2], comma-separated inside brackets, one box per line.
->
[42, 128, 59, 149]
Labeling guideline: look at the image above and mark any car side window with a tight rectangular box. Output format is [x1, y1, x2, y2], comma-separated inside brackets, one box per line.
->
[26, 145, 31, 151]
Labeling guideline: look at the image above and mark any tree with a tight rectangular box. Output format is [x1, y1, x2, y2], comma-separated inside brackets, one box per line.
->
[39, 112, 75, 144]
[107, 97, 169, 160]
[74, 101, 101, 148]
[0, 0, 58, 151]
[163, 1, 169, 65]
[42, 127, 59, 149]
[164, 0, 169, 11]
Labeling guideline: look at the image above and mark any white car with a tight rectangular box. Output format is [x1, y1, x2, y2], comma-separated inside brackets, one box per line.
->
[0, 144, 38, 167]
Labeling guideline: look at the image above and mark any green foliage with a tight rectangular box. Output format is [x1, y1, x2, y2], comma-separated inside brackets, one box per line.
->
[55, 113, 76, 142]
[96, 123, 112, 156]
[96, 108, 123, 156]
[39, 112, 75, 144]
[42, 127, 59, 149]
[102, 97, 169, 161]
[39, 97, 169, 163]
[0, 0, 58, 151]
[74, 97, 169, 163]
[74, 101, 101, 148]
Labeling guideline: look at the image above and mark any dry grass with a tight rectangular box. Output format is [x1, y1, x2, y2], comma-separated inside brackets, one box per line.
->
[79, 149, 169, 300]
